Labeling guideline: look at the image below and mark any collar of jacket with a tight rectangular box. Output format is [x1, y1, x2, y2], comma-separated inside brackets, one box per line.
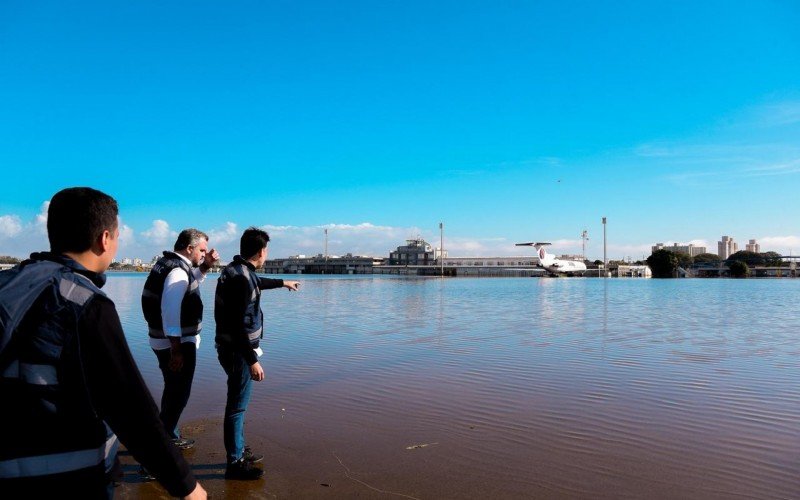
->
[232, 255, 256, 271]
[27, 251, 108, 289]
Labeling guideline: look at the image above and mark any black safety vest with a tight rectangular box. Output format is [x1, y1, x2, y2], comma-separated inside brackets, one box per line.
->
[0, 255, 117, 481]
[141, 251, 203, 339]
[214, 257, 263, 348]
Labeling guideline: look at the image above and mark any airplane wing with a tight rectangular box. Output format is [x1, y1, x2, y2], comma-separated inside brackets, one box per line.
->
[515, 242, 552, 247]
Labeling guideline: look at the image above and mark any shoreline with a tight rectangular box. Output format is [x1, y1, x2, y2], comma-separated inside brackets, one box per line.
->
[117, 418, 429, 499]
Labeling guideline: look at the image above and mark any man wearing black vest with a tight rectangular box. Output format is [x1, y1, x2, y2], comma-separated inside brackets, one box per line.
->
[142, 229, 220, 451]
[0, 187, 206, 499]
[214, 227, 299, 480]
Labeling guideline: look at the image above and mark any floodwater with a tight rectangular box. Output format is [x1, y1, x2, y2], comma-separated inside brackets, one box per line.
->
[106, 274, 800, 499]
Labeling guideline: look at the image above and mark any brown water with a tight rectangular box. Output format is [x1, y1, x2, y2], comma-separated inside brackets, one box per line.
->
[107, 275, 800, 499]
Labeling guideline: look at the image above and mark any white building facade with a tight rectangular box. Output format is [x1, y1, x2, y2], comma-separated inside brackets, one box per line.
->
[718, 236, 738, 259]
[651, 242, 707, 257]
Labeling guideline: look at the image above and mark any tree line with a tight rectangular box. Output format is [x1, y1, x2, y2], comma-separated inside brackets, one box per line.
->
[646, 250, 786, 278]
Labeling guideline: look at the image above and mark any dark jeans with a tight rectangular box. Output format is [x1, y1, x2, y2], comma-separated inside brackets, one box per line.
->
[154, 343, 197, 439]
[216, 345, 253, 463]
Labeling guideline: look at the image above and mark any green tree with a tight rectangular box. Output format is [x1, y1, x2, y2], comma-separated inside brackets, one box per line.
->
[727, 250, 764, 266]
[729, 260, 750, 278]
[762, 251, 783, 266]
[646, 249, 679, 278]
[693, 253, 721, 264]
[676, 253, 694, 268]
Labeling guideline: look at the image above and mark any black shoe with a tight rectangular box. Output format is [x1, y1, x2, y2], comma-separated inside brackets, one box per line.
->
[138, 467, 156, 482]
[172, 437, 195, 450]
[225, 459, 264, 480]
[243, 446, 264, 464]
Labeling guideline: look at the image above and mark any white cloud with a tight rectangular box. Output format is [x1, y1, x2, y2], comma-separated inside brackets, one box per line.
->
[208, 222, 239, 245]
[758, 236, 800, 255]
[117, 216, 135, 250]
[141, 220, 177, 246]
[0, 215, 23, 239]
[739, 100, 800, 129]
[630, 100, 800, 188]
[35, 201, 49, 234]
[0, 211, 47, 257]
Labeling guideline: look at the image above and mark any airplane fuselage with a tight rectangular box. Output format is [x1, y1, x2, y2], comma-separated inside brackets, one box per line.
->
[541, 259, 587, 276]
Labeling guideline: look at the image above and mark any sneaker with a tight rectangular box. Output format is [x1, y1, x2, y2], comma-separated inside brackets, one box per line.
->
[138, 466, 156, 481]
[243, 446, 263, 464]
[172, 437, 195, 450]
[225, 459, 264, 480]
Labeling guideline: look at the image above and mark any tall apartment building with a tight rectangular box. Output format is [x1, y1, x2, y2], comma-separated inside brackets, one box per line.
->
[718, 236, 738, 259]
[745, 239, 761, 253]
[651, 242, 707, 257]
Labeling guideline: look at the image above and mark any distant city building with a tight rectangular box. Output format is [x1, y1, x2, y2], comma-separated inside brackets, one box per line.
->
[651, 242, 707, 257]
[389, 238, 436, 265]
[718, 236, 738, 259]
[616, 265, 652, 278]
[442, 256, 539, 267]
[745, 239, 761, 253]
[133, 258, 143, 266]
[264, 254, 383, 274]
[121, 258, 132, 265]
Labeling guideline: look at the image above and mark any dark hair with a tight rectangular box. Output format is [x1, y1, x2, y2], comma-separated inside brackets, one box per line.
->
[48, 187, 118, 254]
[174, 229, 208, 251]
[240, 227, 270, 259]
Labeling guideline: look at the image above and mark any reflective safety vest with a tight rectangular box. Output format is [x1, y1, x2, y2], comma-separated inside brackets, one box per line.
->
[215, 257, 263, 348]
[141, 251, 203, 339]
[0, 256, 118, 480]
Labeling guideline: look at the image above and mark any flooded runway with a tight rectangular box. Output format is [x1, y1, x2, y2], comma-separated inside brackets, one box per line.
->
[108, 275, 800, 498]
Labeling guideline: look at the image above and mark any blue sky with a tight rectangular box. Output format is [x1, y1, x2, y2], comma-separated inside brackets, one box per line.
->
[2, 1, 799, 261]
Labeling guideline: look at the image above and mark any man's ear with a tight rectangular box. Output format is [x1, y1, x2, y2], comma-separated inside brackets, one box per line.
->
[98, 229, 113, 254]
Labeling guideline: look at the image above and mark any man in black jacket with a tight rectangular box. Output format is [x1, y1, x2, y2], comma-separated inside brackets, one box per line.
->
[0, 187, 206, 499]
[214, 227, 299, 480]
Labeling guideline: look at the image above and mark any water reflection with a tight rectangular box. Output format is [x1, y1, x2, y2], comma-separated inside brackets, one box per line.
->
[103, 274, 800, 498]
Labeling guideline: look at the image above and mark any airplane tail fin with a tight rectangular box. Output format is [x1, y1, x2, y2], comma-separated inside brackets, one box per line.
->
[515, 242, 553, 265]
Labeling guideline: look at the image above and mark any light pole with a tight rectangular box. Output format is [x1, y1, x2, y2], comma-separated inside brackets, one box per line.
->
[602, 217, 607, 278]
[581, 229, 589, 262]
[439, 222, 444, 277]
[324, 228, 328, 274]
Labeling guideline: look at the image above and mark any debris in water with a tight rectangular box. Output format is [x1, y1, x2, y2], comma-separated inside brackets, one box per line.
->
[405, 442, 438, 450]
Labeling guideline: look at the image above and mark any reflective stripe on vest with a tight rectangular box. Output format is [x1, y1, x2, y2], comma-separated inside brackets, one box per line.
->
[247, 327, 262, 341]
[3, 360, 65, 385]
[0, 434, 118, 479]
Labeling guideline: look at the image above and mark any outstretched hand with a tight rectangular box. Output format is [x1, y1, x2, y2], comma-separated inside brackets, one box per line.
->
[284, 281, 300, 291]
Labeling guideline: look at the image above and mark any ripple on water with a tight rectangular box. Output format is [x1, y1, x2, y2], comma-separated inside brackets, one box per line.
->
[103, 275, 800, 498]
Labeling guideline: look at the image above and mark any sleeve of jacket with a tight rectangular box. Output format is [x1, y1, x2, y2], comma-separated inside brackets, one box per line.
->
[258, 277, 284, 290]
[78, 297, 197, 497]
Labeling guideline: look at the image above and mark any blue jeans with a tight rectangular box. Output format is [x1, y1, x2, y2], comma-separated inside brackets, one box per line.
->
[217, 346, 253, 463]
[154, 343, 197, 439]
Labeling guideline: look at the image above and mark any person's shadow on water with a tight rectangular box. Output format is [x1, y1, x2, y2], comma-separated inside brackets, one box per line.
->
[119, 451, 226, 482]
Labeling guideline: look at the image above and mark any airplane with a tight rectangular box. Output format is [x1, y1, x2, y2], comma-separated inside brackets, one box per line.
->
[515, 242, 587, 276]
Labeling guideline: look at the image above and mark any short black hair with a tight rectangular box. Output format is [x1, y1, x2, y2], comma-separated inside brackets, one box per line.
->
[174, 229, 208, 252]
[240, 227, 270, 259]
[48, 187, 119, 254]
